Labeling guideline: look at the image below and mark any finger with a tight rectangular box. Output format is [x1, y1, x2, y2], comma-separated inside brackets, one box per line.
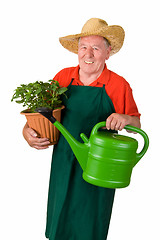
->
[32, 138, 50, 147]
[34, 143, 50, 148]
[110, 118, 118, 130]
[119, 123, 124, 131]
[34, 145, 49, 150]
[35, 137, 50, 144]
[119, 121, 127, 131]
[106, 115, 113, 130]
[114, 121, 121, 131]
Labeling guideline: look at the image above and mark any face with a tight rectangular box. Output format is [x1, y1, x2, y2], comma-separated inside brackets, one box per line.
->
[78, 35, 111, 76]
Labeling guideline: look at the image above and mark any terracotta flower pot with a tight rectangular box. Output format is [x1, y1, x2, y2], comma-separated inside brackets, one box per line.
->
[21, 106, 65, 145]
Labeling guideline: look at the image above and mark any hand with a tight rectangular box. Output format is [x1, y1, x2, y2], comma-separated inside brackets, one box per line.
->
[106, 113, 141, 131]
[23, 123, 50, 150]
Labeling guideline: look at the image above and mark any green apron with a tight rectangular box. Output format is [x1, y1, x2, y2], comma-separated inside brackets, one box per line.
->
[45, 79, 116, 240]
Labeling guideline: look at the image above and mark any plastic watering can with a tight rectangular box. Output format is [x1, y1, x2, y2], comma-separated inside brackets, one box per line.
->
[36, 108, 149, 188]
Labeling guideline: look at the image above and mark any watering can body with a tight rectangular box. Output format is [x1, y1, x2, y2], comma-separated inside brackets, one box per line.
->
[81, 122, 141, 188]
[36, 108, 149, 189]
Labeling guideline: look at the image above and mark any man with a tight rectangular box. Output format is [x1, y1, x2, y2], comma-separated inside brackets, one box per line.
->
[23, 18, 140, 239]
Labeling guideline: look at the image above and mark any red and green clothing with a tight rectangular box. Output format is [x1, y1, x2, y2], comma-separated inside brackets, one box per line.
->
[54, 64, 140, 118]
[45, 65, 140, 240]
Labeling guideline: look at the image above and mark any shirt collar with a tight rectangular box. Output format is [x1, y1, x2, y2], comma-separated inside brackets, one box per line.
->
[72, 64, 110, 85]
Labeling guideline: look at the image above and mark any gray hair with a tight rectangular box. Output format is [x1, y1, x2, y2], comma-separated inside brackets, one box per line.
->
[103, 38, 110, 48]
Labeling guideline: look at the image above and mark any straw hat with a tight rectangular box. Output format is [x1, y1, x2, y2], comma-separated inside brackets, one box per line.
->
[59, 18, 125, 56]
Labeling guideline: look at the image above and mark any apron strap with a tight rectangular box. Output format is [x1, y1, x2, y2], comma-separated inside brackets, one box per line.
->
[68, 78, 74, 87]
[69, 80, 106, 88]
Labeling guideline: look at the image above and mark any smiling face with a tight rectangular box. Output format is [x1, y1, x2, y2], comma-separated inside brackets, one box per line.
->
[78, 35, 111, 78]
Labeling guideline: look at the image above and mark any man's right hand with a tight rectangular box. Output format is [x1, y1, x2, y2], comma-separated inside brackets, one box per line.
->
[23, 122, 50, 150]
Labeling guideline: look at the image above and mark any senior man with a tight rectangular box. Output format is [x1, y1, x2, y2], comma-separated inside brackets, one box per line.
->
[23, 18, 140, 240]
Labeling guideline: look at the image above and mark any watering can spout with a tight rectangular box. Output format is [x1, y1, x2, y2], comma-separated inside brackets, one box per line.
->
[35, 107, 89, 171]
[54, 121, 89, 171]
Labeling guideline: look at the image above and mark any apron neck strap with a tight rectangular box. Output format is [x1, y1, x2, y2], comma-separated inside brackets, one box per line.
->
[69, 78, 74, 86]
[69, 79, 106, 88]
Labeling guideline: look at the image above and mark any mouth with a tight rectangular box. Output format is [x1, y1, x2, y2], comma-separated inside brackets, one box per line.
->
[84, 60, 94, 64]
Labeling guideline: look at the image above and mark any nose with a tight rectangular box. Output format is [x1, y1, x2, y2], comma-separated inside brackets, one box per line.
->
[85, 47, 94, 58]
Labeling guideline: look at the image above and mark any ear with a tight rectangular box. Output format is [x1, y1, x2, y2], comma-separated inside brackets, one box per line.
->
[105, 46, 111, 60]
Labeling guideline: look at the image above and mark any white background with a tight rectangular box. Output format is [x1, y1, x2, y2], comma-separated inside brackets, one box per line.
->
[0, 0, 159, 239]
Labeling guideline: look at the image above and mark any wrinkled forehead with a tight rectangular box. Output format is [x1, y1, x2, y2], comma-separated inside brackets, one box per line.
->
[78, 36, 110, 49]
[79, 35, 105, 43]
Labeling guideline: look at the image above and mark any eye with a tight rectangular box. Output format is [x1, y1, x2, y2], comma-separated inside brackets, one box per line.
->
[93, 47, 99, 51]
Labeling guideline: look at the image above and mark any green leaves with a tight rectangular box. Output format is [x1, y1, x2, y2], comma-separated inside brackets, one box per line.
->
[11, 80, 67, 112]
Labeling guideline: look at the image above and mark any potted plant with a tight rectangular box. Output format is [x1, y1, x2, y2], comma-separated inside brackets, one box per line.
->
[11, 79, 67, 145]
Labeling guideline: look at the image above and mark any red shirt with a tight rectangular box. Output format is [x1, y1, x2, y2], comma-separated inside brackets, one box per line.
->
[53, 64, 140, 118]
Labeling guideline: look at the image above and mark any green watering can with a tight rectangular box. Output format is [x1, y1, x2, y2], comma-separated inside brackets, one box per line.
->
[36, 108, 149, 189]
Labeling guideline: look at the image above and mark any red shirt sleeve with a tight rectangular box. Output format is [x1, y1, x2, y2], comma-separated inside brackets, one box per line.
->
[106, 71, 141, 118]
[53, 67, 75, 87]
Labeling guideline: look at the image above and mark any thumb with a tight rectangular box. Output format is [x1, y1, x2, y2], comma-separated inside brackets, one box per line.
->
[28, 128, 38, 137]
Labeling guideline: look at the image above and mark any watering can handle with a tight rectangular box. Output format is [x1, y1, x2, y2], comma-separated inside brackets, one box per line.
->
[125, 125, 149, 165]
[92, 121, 149, 166]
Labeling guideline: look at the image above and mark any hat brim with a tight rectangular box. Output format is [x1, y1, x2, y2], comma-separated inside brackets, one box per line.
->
[59, 25, 125, 56]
